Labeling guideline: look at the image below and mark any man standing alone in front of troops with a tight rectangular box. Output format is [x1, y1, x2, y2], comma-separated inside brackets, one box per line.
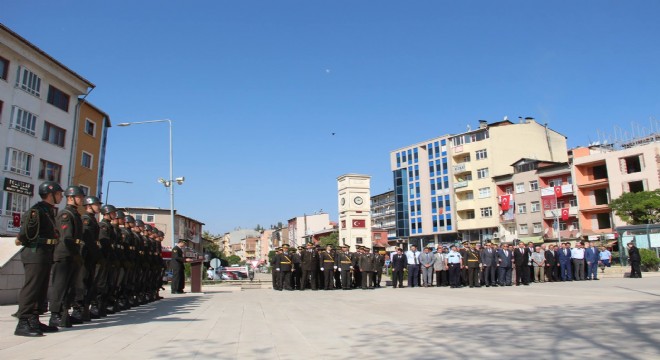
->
[14, 181, 63, 337]
[171, 239, 190, 294]
[49, 186, 85, 328]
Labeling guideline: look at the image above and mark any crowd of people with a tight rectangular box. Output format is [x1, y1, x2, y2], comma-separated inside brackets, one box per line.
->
[13, 181, 168, 337]
[268, 239, 637, 291]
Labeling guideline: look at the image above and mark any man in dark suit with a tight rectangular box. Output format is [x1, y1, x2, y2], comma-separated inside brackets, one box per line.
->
[513, 242, 530, 286]
[627, 242, 642, 278]
[390, 248, 407, 288]
[544, 245, 558, 282]
[558, 242, 573, 281]
[497, 243, 513, 286]
[584, 240, 600, 280]
[170, 239, 189, 294]
[300, 242, 319, 290]
[480, 242, 498, 287]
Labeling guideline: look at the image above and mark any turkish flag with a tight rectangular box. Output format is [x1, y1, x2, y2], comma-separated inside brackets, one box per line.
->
[13, 212, 21, 227]
[501, 194, 511, 211]
[561, 208, 569, 221]
[554, 185, 563, 198]
[352, 219, 366, 228]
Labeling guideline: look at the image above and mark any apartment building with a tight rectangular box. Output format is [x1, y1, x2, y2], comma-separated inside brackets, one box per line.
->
[0, 23, 94, 236]
[573, 140, 660, 240]
[122, 207, 205, 252]
[287, 213, 332, 247]
[449, 118, 568, 243]
[371, 190, 396, 240]
[70, 101, 111, 198]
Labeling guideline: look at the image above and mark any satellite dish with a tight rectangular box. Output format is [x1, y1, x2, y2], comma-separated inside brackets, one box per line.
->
[210, 258, 222, 269]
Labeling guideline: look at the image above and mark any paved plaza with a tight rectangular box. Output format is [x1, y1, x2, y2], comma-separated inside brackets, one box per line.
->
[1, 275, 659, 360]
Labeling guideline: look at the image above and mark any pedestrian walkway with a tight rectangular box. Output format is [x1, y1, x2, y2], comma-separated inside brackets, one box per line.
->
[1, 277, 659, 359]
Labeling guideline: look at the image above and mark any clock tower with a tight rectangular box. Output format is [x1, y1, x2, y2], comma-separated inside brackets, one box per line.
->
[337, 174, 372, 251]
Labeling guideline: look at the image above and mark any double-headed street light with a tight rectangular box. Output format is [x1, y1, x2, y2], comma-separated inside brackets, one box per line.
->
[117, 119, 183, 248]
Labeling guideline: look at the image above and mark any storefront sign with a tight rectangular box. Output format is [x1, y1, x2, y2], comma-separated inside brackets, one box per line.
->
[4, 178, 34, 196]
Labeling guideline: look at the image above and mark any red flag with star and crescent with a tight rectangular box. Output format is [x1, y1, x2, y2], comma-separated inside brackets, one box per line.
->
[554, 185, 563, 198]
[501, 194, 511, 211]
[13, 212, 21, 227]
[561, 208, 569, 221]
[352, 220, 366, 228]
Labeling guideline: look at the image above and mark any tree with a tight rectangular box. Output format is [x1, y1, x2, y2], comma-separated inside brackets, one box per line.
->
[226, 255, 241, 265]
[318, 231, 339, 247]
[609, 189, 660, 225]
[268, 250, 276, 265]
[202, 230, 223, 259]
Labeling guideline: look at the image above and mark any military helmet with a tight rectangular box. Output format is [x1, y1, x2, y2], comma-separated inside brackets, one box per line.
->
[157, 231, 165, 237]
[38, 181, 63, 196]
[135, 219, 145, 227]
[124, 215, 136, 223]
[115, 210, 125, 219]
[101, 204, 117, 215]
[144, 224, 153, 231]
[64, 185, 85, 197]
[83, 196, 101, 206]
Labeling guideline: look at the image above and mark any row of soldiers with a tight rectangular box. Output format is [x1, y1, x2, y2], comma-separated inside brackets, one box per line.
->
[271, 243, 386, 291]
[14, 181, 166, 337]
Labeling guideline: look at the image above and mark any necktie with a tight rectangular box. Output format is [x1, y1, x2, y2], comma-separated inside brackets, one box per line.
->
[504, 250, 508, 257]
[414, 253, 418, 265]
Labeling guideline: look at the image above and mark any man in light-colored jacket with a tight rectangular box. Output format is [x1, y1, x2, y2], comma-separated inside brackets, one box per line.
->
[433, 247, 448, 287]
[419, 246, 435, 287]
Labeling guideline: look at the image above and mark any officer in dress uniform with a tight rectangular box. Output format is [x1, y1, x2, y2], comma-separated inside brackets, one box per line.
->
[14, 181, 63, 337]
[92, 205, 116, 318]
[351, 246, 363, 288]
[275, 244, 294, 290]
[49, 186, 84, 329]
[358, 246, 375, 289]
[466, 243, 481, 288]
[372, 249, 385, 288]
[320, 245, 336, 290]
[71, 196, 102, 323]
[292, 246, 303, 290]
[335, 244, 353, 290]
[171, 239, 188, 294]
[271, 247, 282, 290]
[300, 242, 319, 290]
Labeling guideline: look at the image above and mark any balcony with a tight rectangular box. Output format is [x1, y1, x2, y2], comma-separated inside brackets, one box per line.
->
[543, 206, 578, 219]
[577, 178, 609, 189]
[453, 162, 471, 174]
[456, 199, 475, 211]
[454, 180, 469, 189]
[540, 184, 574, 197]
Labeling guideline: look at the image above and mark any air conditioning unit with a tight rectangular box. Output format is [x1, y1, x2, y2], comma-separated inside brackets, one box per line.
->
[492, 232, 499, 238]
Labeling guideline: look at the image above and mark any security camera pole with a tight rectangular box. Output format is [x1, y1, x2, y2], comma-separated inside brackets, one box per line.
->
[117, 119, 180, 248]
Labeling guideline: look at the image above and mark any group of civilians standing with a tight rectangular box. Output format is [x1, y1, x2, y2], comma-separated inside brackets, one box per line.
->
[388, 239, 628, 289]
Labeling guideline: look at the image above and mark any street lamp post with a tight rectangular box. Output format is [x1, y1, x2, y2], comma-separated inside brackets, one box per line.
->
[117, 119, 182, 248]
[104, 180, 133, 203]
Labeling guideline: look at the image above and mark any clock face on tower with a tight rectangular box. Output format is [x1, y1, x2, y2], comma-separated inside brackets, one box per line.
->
[340, 198, 345, 206]
[354, 196, 363, 205]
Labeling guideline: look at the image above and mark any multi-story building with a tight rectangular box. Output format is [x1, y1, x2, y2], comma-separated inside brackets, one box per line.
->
[573, 141, 660, 240]
[449, 118, 568, 243]
[370, 190, 396, 240]
[287, 213, 332, 247]
[70, 101, 111, 198]
[122, 207, 205, 252]
[537, 161, 579, 242]
[390, 136, 455, 247]
[0, 23, 94, 236]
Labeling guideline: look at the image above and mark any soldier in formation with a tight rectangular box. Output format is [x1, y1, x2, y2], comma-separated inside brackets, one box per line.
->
[13, 181, 168, 337]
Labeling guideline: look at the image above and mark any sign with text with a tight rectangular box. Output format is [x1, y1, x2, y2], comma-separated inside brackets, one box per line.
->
[4, 178, 34, 196]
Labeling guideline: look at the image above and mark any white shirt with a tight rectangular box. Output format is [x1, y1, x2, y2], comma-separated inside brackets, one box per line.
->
[405, 250, 420, 265]
[571, 248, 585, 260]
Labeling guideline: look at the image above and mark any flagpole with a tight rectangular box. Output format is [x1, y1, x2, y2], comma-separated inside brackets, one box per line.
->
[555, 187, 561, 246]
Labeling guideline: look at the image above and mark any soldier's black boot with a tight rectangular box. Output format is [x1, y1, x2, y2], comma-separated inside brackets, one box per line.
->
[29, 315, 58, 333]
[82, 305, 91, 322]
[49, 313, 64, 328]
[15, 318, 43, 337]
[70, 307, 84, 324]
[89, 303, 101, 319]
[61, 311, 73, 327]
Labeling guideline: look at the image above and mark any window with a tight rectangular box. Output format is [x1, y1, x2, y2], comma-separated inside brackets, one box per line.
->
[533, 223, 543, 233]
[10, 106, 37, 136]
[596, 213, 611, 229]
[628, 180, 645, 193]
[135, 213, 155, 223]
[38, 159, 62, 182]
[475, 149, 488, 160]
[47, 85, 70, 112]
[505, 186, 513, 194]
[530, 201, 541, 212]
[477, 168, 489, 179]
[592, 165, 608, 180]
[480, 207, 492, 218]
[5, 192, 30, 214]
[558, 222, 567, 231]
[85, 119, 96, 136]
[594, 189, 609, 205]
[42, 122, 66, 147]
[452, 135, 464, 146]
[465, 210, 475, 219]
[623, 155, 642, 174]
[478, 187, 491, 199]
[4, 148, 32, 176]
[569, 198, 578, 207]
[529, 180, 539, 191]
[16, 66, 41, 97]
[0, 56, 8, 80]
[81, 151, 93, 169]
[519, 224, 529, 234]
[572, 221, 580, 230]
[515, 183, 525, 193]
[518, 203, 527, 214]
[356, 237, 363, 244]
[79, 184, 90, 196]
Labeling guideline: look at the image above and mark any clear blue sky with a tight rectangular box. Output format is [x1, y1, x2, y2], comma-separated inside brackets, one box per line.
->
[3, 1, 659, 234]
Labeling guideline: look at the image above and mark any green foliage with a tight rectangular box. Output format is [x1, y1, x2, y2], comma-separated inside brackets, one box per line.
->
[609, 189, 660, 225]
[318, 231, 339, 247]
[202, 230, 224, 259]
[640, 248, 660, 272]
[268, 250, 276, 264]
[227, 255, 241, 265]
